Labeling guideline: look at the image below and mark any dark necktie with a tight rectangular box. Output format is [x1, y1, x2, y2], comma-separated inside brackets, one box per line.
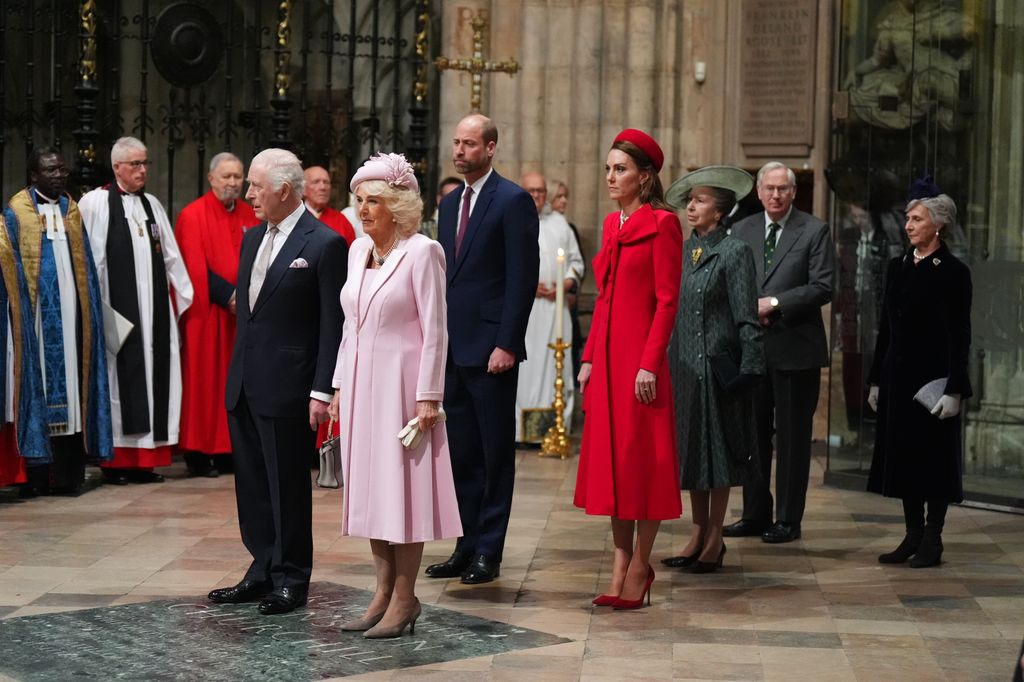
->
[455, 186, 473, 258]
[764, 222, 780, 270]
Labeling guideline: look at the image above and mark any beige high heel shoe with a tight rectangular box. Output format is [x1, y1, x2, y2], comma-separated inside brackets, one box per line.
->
[339, 610, 386, 632]
[363, 599, 422, 639]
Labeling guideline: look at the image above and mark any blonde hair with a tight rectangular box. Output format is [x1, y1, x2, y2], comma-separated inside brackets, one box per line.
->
[356, 179, 424, 238]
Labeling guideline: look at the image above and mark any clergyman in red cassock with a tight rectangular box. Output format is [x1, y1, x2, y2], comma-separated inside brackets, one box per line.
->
[175, 152, 257, 477]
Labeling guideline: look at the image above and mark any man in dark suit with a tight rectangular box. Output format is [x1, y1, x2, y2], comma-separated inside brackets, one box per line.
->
[724, 162, 834, 544]
[209, 148, 347, 614]
[425, 114, 539, 584]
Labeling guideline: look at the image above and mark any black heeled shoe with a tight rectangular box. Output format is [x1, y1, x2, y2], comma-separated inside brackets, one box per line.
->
[878, 529, 923, 564]
[689, 543, 726, 574]
[661, 550, 700, 568]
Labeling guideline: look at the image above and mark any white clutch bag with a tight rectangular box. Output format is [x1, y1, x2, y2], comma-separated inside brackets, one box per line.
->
[913, 377, 948, 413]
[397, 408, 446, 450]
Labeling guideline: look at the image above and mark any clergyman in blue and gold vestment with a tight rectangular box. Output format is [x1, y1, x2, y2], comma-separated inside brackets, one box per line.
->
[0, 212, 51, 487]
[3, 147, 112, 494]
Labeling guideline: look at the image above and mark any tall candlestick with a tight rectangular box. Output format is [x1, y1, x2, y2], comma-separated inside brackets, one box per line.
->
[555, 248, 565, 339]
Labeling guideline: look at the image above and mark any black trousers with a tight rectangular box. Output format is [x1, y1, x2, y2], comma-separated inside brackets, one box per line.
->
[228, 392, 315, 590]
[743, 366, 821, 525]
[444, 363, 518, 563]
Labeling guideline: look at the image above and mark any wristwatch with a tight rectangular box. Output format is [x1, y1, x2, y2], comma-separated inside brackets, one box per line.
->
[770, 296, 780, 310]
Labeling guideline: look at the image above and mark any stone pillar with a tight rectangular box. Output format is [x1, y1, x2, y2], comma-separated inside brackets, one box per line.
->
[964, 0, 1024, 479]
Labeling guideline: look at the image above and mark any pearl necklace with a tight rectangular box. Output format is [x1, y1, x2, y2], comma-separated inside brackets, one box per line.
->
[372, 237, 398, 266]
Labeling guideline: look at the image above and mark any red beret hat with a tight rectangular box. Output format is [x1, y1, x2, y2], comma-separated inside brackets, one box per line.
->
[613, 128, 664, 172]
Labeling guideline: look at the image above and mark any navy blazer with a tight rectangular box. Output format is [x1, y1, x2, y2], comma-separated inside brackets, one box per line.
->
[438, 170, 539, 367]
[225, 209, 348, 417]
[731, 208, 834, 370]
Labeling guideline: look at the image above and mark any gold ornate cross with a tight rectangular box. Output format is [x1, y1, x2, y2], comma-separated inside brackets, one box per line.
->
[434, 16, 519, 112]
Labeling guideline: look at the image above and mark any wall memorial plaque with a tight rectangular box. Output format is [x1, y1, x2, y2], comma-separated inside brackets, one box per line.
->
[739, 0, 819, 156]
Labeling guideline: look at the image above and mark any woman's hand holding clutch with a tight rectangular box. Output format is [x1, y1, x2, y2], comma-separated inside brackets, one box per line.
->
[930, 394, 961, 419]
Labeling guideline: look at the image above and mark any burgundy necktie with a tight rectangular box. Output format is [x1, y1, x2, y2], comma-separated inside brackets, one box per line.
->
[455, 186, 473, 257]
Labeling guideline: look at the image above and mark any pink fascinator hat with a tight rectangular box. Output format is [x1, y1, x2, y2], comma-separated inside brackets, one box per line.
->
[350, 152, 420, 194]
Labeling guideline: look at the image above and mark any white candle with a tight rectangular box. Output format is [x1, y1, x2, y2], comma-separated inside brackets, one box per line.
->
[555, 248, 566, 341]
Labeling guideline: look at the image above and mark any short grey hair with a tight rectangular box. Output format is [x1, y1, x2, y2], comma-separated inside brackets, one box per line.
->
[250, 148, 304, 195]
[907, 194, 957, 230]
[756, 161, 797, 188]
[110, 136, 147, 166]
[209, 151, 242, 173]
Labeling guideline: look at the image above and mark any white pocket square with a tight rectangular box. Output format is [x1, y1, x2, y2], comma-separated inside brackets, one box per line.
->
[289, 258, 309, 269]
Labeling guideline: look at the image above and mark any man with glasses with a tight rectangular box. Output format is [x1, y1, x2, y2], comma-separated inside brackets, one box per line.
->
[3, 147, 113, 495]
[79, 136, 194, 485]
[724, 162, 834, 544]
[514, 171, 583, 443]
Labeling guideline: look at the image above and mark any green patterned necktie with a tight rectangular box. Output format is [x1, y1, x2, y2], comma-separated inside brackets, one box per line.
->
[764, 222, 780, 270]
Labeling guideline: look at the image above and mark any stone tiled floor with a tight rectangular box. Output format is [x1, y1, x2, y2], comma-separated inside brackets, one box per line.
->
[1, 452, 1022, 681]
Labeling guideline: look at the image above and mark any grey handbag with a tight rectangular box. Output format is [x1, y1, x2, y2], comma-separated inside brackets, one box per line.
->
[316, 418, 342, 489]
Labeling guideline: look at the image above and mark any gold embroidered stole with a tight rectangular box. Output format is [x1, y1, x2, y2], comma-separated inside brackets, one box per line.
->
[7, 189, 94, 431]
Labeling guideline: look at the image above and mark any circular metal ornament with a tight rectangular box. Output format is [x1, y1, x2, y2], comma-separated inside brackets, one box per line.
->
[150, 2, 224, 88]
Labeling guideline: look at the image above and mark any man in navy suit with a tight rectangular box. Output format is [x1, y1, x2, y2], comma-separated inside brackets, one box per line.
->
[209, 148, 347, 614]
[725, 162, 834, 544]
[425, 114, 539, 584]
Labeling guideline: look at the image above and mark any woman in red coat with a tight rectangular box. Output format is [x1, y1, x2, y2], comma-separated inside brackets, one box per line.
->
[575, 129, 683, 609]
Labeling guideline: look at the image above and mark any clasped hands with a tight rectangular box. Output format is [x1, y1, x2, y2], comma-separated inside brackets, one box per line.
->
[867, 385, 961, 419]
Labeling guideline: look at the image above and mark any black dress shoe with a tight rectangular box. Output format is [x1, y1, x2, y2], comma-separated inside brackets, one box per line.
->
[208, 579, 273, 604]
[258, 587, 308, 615]
[722, 519, 769, 537]
[424, 552, 471, 578]
[102, 469, 129, 485]
[761, 522, 801, 543]
[461, 554, 500, 584]
[125, 470, 165, 484]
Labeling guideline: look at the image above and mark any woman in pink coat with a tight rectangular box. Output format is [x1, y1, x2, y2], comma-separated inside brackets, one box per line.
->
[328, 153, 462, 638]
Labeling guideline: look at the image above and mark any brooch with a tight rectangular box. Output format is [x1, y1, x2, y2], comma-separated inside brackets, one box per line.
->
[932, 258, 941, 266]
[690, 247, 703, 265]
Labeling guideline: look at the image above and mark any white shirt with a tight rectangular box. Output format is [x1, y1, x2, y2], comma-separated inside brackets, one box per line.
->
[763, 207, 794, 244]
[462, 167, 494, 217]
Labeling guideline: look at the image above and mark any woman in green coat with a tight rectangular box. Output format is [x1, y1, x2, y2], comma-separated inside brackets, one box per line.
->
[663, 167, 765, 573]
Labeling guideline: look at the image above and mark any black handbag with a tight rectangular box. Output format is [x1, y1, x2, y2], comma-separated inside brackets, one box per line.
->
[316, 418, 342, 489]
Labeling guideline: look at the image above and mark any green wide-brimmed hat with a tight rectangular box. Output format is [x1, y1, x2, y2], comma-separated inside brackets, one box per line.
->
[665, 166, 755, 209]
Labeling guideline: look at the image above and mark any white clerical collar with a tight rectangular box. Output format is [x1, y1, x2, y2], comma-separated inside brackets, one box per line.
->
[34, 189, 59, 205]
[304, 200, 325, 219]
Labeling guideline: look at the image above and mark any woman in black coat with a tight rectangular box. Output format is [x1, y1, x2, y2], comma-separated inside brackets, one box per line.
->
[867, 192, 971, 568]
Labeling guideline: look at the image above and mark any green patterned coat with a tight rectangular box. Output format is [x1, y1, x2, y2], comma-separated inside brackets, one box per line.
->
[668, 226, 764, 490]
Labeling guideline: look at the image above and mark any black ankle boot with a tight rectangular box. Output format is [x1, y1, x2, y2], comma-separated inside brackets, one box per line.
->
[909, 527, 943, 568]
[878, 528, 923, 564]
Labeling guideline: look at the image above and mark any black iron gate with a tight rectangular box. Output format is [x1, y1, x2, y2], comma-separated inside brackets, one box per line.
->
[0, 0, 439, 217]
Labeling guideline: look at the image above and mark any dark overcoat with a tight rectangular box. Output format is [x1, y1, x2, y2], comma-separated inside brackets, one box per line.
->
[669, 226, 764, 491]
[867, 242, 972, 502]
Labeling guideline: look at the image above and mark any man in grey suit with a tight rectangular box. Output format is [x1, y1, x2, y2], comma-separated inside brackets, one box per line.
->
[723, 162, 834, 543]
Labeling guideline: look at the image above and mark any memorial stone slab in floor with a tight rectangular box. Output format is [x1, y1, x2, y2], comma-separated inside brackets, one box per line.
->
[0, 582, 570, 680]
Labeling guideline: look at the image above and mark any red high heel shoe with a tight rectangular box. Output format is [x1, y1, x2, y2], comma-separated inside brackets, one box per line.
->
[591, 594, 618, 607]
[611, 567, 655, 610]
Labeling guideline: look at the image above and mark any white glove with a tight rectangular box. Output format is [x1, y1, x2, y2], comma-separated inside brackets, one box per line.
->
[867, 385, 879, 412]
[930, 394, 961, 419]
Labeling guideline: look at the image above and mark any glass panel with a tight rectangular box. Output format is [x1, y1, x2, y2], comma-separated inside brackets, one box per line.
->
[827, 0, 1024, 510]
